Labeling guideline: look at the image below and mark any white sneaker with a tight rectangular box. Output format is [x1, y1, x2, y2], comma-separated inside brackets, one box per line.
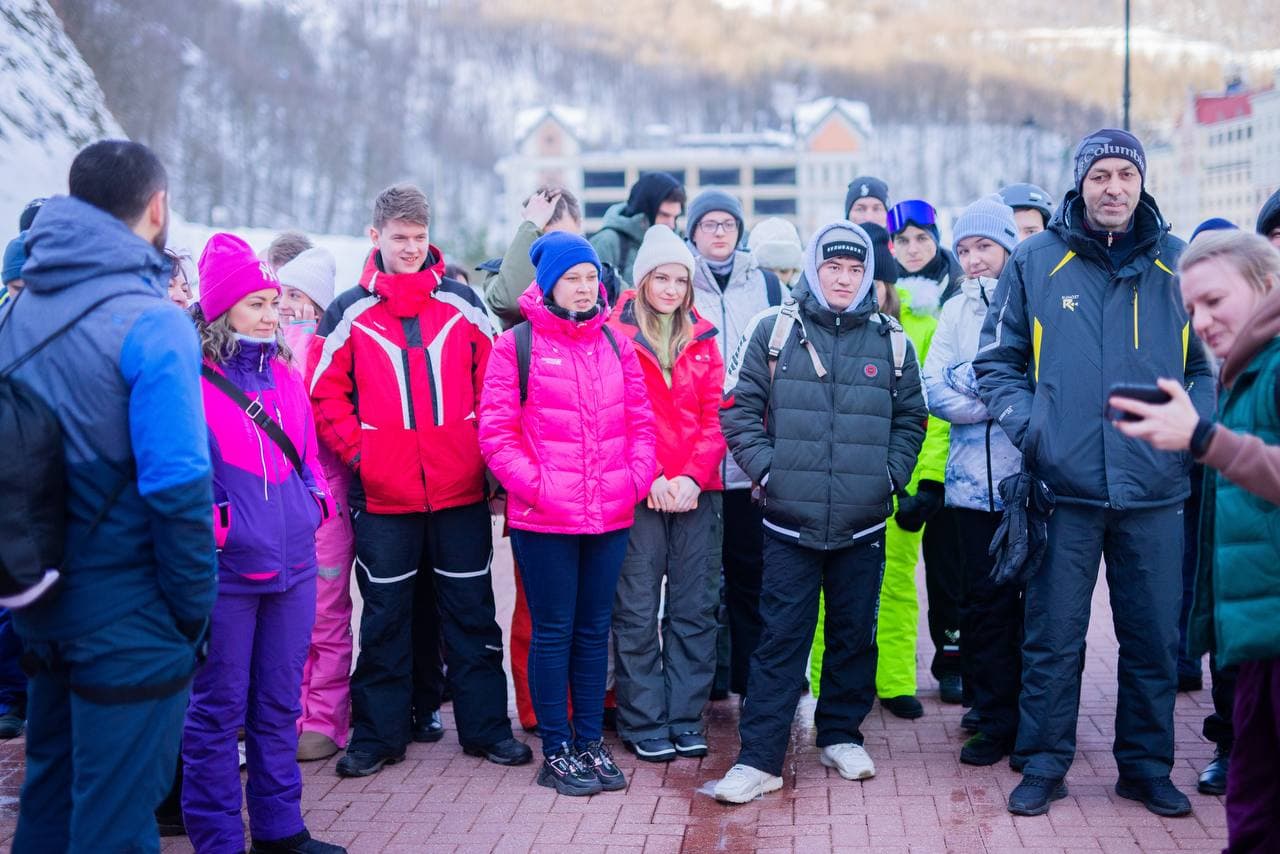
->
[713, 763, 783, 804]
[820, 743, 875, 780]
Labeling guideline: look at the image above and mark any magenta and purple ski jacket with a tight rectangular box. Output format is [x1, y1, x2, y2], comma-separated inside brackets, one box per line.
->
[203, 338, 332, 594]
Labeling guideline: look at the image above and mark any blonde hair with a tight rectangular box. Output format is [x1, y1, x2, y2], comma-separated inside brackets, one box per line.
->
[634, 270, 694, 366]
[191, 302, 293, 366]
[1179, 230, 1280, 295]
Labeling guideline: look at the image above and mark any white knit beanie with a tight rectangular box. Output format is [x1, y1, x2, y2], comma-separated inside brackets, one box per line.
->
[276, 247, 337, 311]
[748, 217, 803, 271]
[632, 225, 696, 286]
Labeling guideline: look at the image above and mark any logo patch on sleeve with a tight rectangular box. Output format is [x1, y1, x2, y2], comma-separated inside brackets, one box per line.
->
[864, 363, 879, 378]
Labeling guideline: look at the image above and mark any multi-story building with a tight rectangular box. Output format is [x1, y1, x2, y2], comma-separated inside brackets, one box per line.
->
[1147, 73, 1280, 239]
[493, 97, 873, 247]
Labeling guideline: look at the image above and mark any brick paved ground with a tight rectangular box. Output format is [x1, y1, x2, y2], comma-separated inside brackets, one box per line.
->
[0, 517, 1228, 852]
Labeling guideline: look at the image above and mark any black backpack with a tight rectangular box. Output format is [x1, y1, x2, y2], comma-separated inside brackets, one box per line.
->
[513, 320, 620, 404]
[0, 291, 129, 608]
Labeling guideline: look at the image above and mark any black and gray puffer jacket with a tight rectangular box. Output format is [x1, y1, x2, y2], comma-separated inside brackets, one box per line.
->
[721, 221, 928, 551]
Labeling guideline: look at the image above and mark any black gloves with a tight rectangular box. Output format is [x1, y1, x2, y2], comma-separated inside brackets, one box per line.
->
[894, 479, 945, 532]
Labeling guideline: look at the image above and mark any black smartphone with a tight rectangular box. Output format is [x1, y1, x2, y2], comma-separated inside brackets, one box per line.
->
[1108, 383, 1172, 422]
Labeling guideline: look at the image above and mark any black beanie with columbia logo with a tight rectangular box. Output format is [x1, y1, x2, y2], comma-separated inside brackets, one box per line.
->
[1073, 128, 1147, 192]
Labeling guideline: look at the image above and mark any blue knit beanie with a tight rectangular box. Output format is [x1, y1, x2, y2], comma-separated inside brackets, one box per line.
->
[952, 195, 1019, 256]
[530, 231, 600, 295]
[3, 232, 27, 285]
[1189, 217, 1237, 243]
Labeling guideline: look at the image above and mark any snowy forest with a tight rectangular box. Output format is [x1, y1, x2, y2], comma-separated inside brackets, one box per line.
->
[12, 0, 1280, 250]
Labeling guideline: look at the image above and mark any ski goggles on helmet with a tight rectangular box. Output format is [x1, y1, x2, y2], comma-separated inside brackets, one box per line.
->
[887, 199, 938, 236]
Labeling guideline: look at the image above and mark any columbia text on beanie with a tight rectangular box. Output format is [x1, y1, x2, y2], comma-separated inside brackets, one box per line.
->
[1073, 128, 1147, 191]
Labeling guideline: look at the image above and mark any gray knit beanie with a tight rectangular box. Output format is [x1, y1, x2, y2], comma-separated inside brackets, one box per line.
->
[686, 189, 745, 242]
[952, 195, 1019, 256]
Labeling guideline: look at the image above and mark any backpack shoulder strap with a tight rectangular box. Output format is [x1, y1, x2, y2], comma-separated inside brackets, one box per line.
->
[766, 298, 800, 371]
[870, 312, 908, 380]
[762, 269, 783, 307]
[201, 364, 305, 477]
[514, 321, 533, 404]
[601, 324, 621, 359]
[1, 291, 129, 378]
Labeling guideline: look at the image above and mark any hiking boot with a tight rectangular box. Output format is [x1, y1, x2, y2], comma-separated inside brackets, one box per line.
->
[411, 710, 444, 743]
[1115, 775, 1192, 817]
[672, 731, 708, 758]
[939, 672, 964, 704]
[463, 736, 533, 766]
[297, 731, 339, 762]
[960, 708, 981, 733]
[1197, 748, 1229, 796]
[1007, 774, 1067, 816]
[537, 744, 602, 796]
[960, 733, 1009, 767]
[713, 763, 783, 804]
[250, 829, 346, 853]
[627, 736, 677, 762]
[334, 749, 403, 778]
[577, 739, 626, 791]
[819, 743, 876, 780]
[880, 695, 924, 719]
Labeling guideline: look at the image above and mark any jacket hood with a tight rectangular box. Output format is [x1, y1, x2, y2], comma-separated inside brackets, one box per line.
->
[1221, 285, 1280, 389]
[802, 220, 875, 315]
[359, 245, 445, 317]
[600, 203, 650, 243]
[518, 281, 609, 338]
[20, 195, 169, 297]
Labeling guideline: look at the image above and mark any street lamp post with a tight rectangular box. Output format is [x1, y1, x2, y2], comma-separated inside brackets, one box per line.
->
[1123, 0, 1132, 130]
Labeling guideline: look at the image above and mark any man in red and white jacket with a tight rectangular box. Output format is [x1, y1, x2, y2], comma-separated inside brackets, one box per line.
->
[309, 184, 530, 776]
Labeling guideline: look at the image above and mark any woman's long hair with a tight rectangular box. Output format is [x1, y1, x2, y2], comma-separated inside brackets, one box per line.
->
[634, 271, 694, 367]
[191, 302, 292, 365]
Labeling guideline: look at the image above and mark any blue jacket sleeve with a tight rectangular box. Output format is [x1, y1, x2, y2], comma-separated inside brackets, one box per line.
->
[974, 254, 1035, 450]
[119, 306, 217, 628]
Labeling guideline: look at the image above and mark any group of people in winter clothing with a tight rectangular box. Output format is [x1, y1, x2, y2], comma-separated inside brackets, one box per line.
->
[4, 122, 1280, 854]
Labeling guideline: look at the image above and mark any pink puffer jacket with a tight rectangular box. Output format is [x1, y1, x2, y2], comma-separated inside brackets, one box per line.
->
[479, 283, 657, 534]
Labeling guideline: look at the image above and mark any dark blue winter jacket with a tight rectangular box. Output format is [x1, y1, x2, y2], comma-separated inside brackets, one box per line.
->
[0, 196, 216, 641]
[973, 190, 1216, 510]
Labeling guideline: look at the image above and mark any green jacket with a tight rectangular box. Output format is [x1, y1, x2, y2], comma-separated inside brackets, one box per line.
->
[482, 220, 541, 331]
[1188, 339, 1280, 667]
[589, 203, 648, 287]
[897, 291, 949, 491]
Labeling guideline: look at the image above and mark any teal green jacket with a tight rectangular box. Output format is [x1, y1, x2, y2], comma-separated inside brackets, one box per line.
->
[1188, 338, 1280, 667]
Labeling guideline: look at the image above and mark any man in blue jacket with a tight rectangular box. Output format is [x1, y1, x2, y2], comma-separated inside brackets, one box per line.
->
[0, 141, 216, 852]
[975, 129, 1215, 818]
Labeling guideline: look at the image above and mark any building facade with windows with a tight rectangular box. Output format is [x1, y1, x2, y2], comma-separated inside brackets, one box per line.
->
[493, 98, 873, 247]
[1146, 74, 1280, 239]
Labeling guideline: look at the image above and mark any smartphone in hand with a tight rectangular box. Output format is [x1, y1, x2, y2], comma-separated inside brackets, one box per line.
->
[1107, 383, 1172, 422]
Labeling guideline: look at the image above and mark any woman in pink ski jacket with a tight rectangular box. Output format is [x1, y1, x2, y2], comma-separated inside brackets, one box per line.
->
[479, 232, 656, 797]
[181, 233, 344, 854]
[274, 245, 358, 763]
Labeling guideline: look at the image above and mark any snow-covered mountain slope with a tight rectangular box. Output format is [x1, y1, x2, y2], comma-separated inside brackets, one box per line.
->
[0, 0, 122, 231]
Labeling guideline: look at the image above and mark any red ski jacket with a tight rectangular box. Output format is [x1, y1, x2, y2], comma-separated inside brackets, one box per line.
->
[607, 291, 726, 491]
[308, 248, 494, 514]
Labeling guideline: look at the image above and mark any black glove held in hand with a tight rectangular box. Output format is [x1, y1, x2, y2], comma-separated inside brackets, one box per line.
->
[894, 479, 945, 532]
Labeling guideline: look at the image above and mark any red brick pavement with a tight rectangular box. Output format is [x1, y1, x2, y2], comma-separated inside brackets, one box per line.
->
[0, 522, 1228, 852]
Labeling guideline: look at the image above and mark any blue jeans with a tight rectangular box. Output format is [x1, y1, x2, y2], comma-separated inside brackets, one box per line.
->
[0, 608, 27, 716]
[510, 528, 629, 757]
